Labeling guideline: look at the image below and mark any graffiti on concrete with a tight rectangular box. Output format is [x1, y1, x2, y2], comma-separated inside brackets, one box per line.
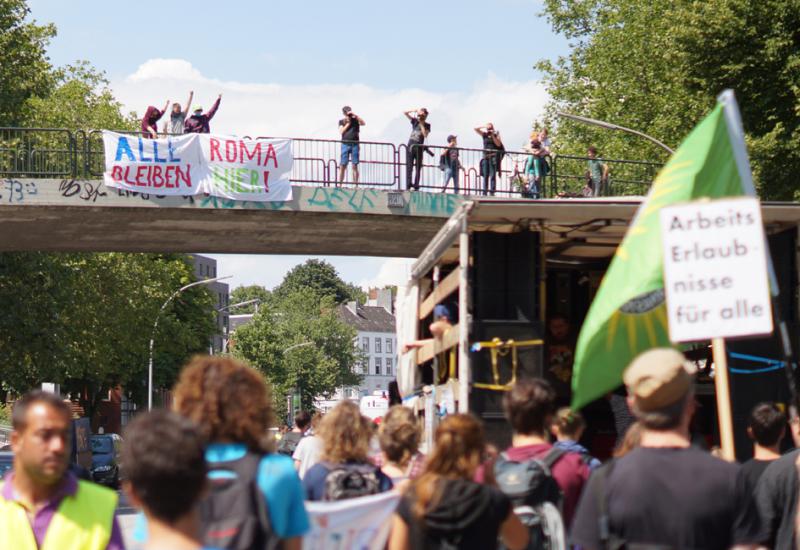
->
[0, 180, 38, 204]
[408, 192, 460, 216]
[0, 179, 459, 218]
[306, 187, 379, 213]
[59, 179, 107, 203]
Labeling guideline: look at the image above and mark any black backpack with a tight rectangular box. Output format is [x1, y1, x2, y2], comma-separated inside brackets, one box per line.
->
[322, 462, 382, 501]
[199, 452, 278, 550]
[276, 431, 303, 457]
[494, 447, 567, 550]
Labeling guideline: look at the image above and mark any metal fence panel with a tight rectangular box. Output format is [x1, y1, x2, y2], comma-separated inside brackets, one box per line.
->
[0, 128, 76, 178]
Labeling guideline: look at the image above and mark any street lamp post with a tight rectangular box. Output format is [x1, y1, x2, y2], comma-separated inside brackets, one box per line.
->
[555, 111, 675, 154]
[147, 275, 232, 410]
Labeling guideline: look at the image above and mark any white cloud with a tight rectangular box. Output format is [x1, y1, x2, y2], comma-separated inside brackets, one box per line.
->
[113, 58, 548, 150]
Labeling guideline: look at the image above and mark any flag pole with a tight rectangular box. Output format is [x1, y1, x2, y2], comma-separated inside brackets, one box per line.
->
[718, 90, 800, 421]
[711, 338, 736, 462]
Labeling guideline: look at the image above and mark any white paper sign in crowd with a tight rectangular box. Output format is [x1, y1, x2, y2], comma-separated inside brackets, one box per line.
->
[102, 131, 293, 201]
[303, 491, 401, 550]
[660, 197, 773, 342]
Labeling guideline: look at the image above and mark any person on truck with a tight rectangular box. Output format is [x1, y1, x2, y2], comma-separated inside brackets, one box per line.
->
[402, 304, 454, 354]
[0, 391, 124, 550]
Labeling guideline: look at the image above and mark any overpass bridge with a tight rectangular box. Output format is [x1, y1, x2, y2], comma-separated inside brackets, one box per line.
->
[0, 128, 663, 256]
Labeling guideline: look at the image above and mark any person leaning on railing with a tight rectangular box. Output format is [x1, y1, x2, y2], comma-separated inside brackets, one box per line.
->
[141, 100, 169, 138]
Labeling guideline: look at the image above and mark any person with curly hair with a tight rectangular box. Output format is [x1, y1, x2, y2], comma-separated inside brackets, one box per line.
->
[388, 414, 528, 550]
[373, 406, 425, 488]
[302, 400, 393, 501]
[173, 355, 309, 549]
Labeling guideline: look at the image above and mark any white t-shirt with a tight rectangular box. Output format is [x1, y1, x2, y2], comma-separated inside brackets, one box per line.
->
[292, 435, 323, 479]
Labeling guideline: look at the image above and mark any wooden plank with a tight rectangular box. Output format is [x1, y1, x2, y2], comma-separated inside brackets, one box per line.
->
[416, 324, 460, 364]
[418, 268, 460, 320]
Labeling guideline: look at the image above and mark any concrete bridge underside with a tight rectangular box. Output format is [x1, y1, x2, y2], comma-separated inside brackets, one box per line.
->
[0, 179, 463, 257]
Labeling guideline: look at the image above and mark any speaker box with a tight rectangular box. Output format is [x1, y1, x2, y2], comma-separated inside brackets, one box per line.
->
[472, 231, 540, 322]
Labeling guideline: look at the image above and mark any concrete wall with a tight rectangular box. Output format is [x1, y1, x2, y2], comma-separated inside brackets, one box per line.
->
[0, 179, 461, 257]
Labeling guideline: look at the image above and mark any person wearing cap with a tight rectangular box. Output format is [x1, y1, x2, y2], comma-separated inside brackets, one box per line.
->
[571, 348, 767, 550]
[439, 135, 461, 193]
[183, 94, 222, 134]
[338, 106, 366, 186]
[401, 304, 453, 354]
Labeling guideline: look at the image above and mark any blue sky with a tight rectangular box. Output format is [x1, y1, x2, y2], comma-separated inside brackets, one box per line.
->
[28, 0, 567, 91]
[27, 0, 568, 291]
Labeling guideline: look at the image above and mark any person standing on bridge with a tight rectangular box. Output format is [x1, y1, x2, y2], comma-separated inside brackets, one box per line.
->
[141, 101, 169, 138]
[184, 94, 222, 134]
[475, 122, 504, 196]
[404, 107, 431, 191]
[162, 91, 193, 136]
[0, 391, 124, 550]
[338, 106, 365, 186]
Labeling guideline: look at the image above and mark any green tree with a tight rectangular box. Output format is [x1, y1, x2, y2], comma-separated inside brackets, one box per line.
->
[233, 288, 362, 421]
[273, 259, 365, 304]
[0, 0, 55, 126]
[230, 284, 271, 314]
[23, 62, 138, 130]
[537, 0, 800, 199]
[0, 252, 216, 414]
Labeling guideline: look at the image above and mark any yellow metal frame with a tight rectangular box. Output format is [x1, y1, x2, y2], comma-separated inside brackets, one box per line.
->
[471, 338, 543, 391]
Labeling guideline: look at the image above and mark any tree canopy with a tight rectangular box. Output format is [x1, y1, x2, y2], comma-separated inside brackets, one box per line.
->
[273, 259, 366, 304]
[232, 287, 362, 420]
[0, 0, 136, 130]
[229, 284, 271, 314]
[0, 253, 216, 412]
[537, 0, 800, 199]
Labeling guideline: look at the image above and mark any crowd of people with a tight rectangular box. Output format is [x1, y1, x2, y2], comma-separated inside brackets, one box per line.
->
[138, 97, 610, 197]
[8, 347, 796, 548]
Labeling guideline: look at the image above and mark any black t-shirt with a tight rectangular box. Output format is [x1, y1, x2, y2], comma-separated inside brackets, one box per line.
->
[397, 478, 510, 549]
[408, 118, 431, 144]
[740, 458, 774, 492]
[571, 447, 767, 549]
[339, 116, 360, 142]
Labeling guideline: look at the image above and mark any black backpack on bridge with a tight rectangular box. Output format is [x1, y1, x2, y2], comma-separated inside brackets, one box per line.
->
[199, 452, 279, 550]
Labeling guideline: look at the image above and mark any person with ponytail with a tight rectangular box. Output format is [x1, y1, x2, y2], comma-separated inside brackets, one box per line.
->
[388, 414, 528, 550]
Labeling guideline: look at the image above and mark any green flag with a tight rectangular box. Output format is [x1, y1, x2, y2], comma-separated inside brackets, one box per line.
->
[571, 94, 751, 409]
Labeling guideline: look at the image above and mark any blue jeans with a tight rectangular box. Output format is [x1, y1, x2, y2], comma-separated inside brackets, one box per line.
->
[481, 158, 497, 195]
[340, 142, 360, 166]
[442, 167, 459, 193]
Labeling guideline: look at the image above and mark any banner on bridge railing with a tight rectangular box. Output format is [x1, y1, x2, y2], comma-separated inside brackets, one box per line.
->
[102, 131, 293, 201]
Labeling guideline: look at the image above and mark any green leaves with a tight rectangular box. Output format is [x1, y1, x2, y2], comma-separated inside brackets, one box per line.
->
[232, 267, 364, 421]
[0, 253, 216, 408]
[538, 0, 800, 200]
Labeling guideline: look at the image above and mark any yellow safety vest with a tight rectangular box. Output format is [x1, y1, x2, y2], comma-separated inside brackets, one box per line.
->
[0, 479, 117, 550]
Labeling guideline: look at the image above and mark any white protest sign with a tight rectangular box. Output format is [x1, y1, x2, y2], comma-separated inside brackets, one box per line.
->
[303, 490, 400, 550]
[102, 131, 293, 201]
[660, 197, 772, 342]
